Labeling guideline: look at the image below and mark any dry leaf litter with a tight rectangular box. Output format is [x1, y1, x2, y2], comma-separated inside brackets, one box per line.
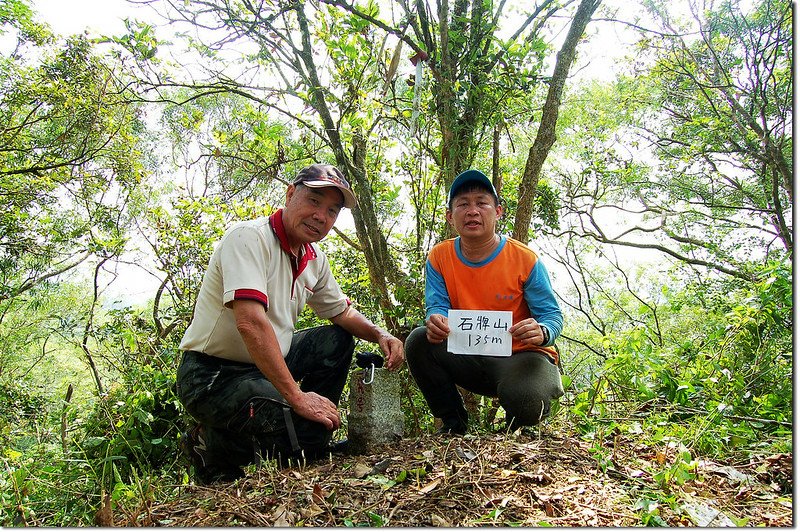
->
[114, 429, 792, 527]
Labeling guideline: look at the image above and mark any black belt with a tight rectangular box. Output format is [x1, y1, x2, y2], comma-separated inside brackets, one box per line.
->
[184, 350, 254, 367]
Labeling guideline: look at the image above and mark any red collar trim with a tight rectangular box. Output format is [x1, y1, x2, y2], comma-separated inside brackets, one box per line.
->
[269, 209, 317, 279]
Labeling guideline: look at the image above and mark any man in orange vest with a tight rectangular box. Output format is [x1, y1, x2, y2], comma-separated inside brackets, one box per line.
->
[405, 169, 564, 435]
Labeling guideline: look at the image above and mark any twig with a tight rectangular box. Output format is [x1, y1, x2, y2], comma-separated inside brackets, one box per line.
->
[61, 384, 74, 455]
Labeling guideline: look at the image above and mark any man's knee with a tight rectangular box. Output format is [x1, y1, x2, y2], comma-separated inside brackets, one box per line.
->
[501, 393, 553, 426]
[498, 379, 558, 426]
[404, 326, 430, 367]
[330, 323, 355, 348]
[309, 324, 355, 369]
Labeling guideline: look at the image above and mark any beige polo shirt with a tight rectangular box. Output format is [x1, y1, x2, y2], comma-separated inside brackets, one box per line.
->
[179, 209, 350, 363]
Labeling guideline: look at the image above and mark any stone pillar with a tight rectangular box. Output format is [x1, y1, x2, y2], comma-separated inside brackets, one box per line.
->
[347, 367, 404, 454]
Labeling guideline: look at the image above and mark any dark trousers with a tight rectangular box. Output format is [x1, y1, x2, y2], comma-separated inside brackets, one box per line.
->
[405, 326, 564, 429]
[176, 325, 354, 469]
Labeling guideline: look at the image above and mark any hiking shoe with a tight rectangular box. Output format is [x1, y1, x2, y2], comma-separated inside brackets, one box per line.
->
[180, 425, 244, 484]
[291, 439, 350, 461]
[328, 438, 350, 455]
[180, 425, 208, 468]
[436, 421, 467, 436]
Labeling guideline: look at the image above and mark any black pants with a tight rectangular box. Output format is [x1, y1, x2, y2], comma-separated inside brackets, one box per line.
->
[176, 325, 354, 469]
[405, 326, 564, 429]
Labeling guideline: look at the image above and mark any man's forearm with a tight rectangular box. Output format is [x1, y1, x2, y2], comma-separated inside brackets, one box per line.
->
[233, 300, 302, 405]
[232, 297, 343, 429]
[331, 306, 389, 343]
[332, 305, 405, 371]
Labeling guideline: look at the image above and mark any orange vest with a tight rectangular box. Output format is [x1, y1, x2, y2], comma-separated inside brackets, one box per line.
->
[428, 238, 559, 363]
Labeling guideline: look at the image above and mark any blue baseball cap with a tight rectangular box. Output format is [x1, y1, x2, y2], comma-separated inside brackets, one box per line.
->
[447, 169, 499, 207]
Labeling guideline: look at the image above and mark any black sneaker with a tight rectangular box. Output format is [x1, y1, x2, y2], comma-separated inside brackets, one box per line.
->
[293, 438, 350, 461]
[328, 439, 350, 454]
[436, 421, 467, 436]
[180, 425, 244, 484]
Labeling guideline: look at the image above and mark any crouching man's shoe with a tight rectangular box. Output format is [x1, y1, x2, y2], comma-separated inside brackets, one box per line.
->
[436, 418, 467, 436]
[328, 438, 350, 454]
[295, 438, 351, 460]
[180, 424, 244, 484]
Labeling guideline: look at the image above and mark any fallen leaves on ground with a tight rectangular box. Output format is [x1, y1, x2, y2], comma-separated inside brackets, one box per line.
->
[130, 431, 792, 527]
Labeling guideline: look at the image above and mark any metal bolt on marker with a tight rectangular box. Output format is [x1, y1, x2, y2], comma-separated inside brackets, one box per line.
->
[364, 365, 375, 385]
[355, 351, 384, 385]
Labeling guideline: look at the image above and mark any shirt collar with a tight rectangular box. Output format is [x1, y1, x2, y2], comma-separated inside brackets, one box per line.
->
[269, 209, 318, 274]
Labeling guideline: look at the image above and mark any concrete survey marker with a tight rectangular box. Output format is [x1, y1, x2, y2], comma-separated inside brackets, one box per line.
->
[347, 367, 404, 454]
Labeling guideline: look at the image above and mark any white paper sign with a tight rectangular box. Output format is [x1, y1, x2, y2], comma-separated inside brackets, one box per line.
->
[447, 310, 513, 357]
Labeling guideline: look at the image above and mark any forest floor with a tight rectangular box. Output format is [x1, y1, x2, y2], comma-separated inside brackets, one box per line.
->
[127, 430, 792, 527]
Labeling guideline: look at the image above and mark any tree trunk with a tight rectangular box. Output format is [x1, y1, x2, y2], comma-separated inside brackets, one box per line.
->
[349, 133, 401, 332]
[83, 259, 106, 396]
[296, 4, 403, 334]
[492, 122, 503, 194]
[513, 0, 602, 243]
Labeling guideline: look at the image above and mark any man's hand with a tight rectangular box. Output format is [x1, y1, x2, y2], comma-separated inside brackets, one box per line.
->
[234, 299, 341, 426]
[509, 317, 547, 348]
[289, 391, 341, 430]
[378, 332, 405, 371]
[426, 313, 450, 344]
[331, 306, 406, 371]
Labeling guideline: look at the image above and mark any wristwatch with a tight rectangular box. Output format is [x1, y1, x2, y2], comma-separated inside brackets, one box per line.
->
[541, 326, 550, 345]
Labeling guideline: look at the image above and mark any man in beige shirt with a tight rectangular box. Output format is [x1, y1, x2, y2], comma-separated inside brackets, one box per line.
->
[177, 164, 404, 483]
